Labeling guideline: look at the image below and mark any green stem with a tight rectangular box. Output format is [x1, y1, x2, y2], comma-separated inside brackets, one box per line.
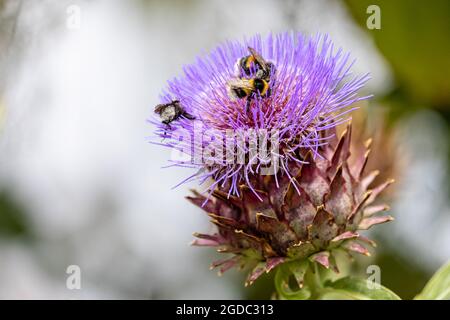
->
[274, 261, 328, 300]
[313, 263, 322, 289]
[304, 262, 324, 299]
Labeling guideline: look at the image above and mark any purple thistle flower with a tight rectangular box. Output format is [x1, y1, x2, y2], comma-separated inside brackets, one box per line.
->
[150, 32, 371, 198]
[149, 32, 395, 291]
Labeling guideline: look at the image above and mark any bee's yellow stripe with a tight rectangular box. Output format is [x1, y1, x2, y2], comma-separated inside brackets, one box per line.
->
[245, 56, 255, 69]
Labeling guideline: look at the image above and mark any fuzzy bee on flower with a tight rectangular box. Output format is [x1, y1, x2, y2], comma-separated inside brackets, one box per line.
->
[227, 47, 276, 111]
[149, 33, 395, 298]
[154, 100, 195, 127]
[235, 46, 275, 81]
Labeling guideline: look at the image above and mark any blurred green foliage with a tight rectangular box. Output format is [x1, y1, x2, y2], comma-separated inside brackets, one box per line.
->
[344, 0, 450, 109]
[371, 250, 430, 299]
[0, 192, 29, 237]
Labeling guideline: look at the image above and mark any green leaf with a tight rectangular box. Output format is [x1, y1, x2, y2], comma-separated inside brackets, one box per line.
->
[415, 260, 450, 300]
[323, 277, 401, 300]
[317, 288, 372, 300]
[274, 263, 311, 300]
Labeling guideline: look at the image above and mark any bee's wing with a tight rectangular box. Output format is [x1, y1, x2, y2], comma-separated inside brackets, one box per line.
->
[247, 46, 268, 70]
[155, 100, 180, 114]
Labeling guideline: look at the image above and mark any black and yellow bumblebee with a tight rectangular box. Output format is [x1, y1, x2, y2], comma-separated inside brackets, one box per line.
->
[227, 47, 276, 108]
[235, 46, 275, 82]
[227, 78, 270, 100]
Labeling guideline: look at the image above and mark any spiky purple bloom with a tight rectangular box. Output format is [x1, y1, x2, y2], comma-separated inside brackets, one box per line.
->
[150, 33, 371, 197]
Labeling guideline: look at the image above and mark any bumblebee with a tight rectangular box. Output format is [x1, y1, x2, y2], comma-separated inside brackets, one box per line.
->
[229, 47, 275, 109]
[236, 46, 275, 81]
[154, 100, 195, 126]
[227, 78, 270, 101]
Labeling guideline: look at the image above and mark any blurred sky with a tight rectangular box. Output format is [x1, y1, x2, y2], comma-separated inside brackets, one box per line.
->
[0, 0, 448, 299]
